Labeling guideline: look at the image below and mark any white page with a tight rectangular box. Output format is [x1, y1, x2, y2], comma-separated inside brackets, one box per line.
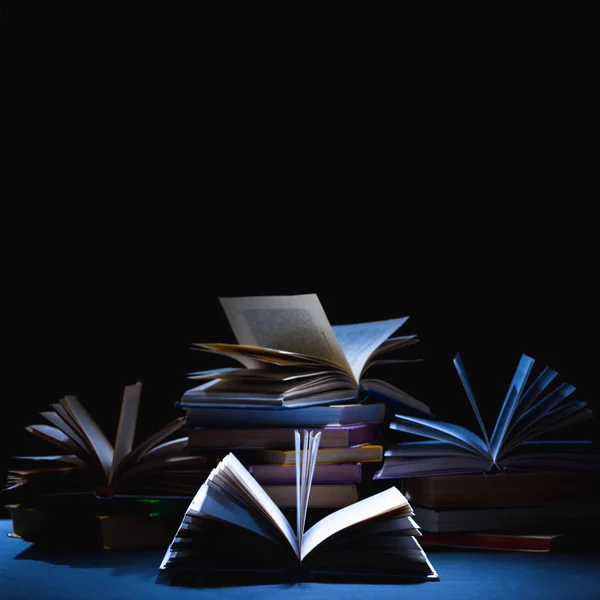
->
[509, 382, 576, 442]
[508, 366, 559, 431]
[209, 464, 264, 515]
[219, 294, 351, 374]
[301, 486, 409, 560]
[490, 354, 535, 460]
[221, 453, 299, 555]
[300, 431, 310, 544]
[295, 430, 301, 540]
[390, 415, 490, 456]
[189, 481, 284, 544]
[142, 436, 188, 459]
[332, 317, 408, 382]
[453, 355, 491, 452]
[110, 382, 142, 480]
[385, 441, 483, 457]
[299, 431, 322, 544]
[302, 431, 321, 540]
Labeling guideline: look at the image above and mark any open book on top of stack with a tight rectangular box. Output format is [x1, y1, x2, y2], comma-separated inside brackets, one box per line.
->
[180, 293, 430, 413]
[375, 353, 600, 480]
[159, 430, 438, 583]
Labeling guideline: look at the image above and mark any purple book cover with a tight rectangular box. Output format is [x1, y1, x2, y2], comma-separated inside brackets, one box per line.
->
[249, 463, 363, 485]
[187, 423, 381, 449]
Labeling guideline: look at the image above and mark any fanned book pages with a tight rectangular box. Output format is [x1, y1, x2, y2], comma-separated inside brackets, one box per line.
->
[375, 354, 600, 480]
[158, 430, 438, 584]
[180, 294, 430, 413]
[4, 382, 211, 498]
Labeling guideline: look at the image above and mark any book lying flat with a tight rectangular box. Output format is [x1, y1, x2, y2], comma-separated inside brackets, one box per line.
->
[257, 444, 383, 465]
[418, 531, 596, 553]
[401, 471, 600, 508]
[376, 354, 600, 479]
[5, 383, 210, 498]
[7, 503, 184, 550]
[411, 502, 600, 533]
[158, 430, 438, 583]
[181, 402, 386, 427]
[263, 484, 358, 508]
[182, 294, 428, 412]
[186, 423, 380, 449]
[249, 463, 362, 485]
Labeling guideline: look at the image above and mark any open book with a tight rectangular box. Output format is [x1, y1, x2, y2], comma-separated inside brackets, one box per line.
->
[159, 430, 438, 583]
[5, 383, 211, 498]
[181, 293, 430, 414]
[375, 354, 600, 479]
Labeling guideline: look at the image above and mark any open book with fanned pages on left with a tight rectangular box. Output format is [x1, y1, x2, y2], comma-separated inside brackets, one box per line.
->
[4, 382, 214, 549]
[158, 430, 438, 583]
[4, 382, 211, 498]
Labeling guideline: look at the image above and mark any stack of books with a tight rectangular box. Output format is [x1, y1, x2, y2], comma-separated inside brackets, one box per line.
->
[182, 401, 387, 512]
[4, 383, 212, 549]
[179, 293, 430, 513]
[374, 353, 600, 551]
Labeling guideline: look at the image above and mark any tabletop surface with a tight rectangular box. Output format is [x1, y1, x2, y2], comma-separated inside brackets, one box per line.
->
[1, 519, 600, 600]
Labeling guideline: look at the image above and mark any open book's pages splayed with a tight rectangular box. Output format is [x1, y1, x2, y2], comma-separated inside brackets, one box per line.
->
[180, 294, 430, 415]
[4, 383, 211, 499]
[158, 429, 438, 583]
[375, 354, 600, 479]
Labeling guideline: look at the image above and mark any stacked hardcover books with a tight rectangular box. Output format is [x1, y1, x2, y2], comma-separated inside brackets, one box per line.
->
[182, 402, 387, 512]
[4, 383, 212, 549]
[179, 293, 429, 513]
[374, 353, 600, 552]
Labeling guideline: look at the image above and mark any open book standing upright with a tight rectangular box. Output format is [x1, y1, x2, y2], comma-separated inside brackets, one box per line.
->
[5, 383, 210, 498]
[376, 354, 599, 480]
[181, 294, 430, 414]
[159, 430, 438, 583]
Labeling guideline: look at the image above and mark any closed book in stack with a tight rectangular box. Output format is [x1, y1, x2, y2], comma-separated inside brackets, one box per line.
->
[184, 412, 385, 509]
[179, 293, 428, 511]
[4, 382, 211, 549]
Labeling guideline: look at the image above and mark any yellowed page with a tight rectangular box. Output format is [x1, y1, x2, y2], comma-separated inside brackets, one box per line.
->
[61, 395, 114, 478]
[219, 294, 353, 377]
[25, 424, 93, 463]
[40, 411, 92, 454]
[110, 382, 142, 481]
[112, 417, 185, 478]
[50, 403, 95, 453]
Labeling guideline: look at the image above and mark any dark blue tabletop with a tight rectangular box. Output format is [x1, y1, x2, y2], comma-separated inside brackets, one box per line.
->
[1, 519, 600, 600]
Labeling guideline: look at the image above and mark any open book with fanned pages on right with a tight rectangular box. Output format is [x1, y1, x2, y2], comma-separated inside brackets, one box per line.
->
[375, 353, 600, 480]
[159, 431, 438, 583]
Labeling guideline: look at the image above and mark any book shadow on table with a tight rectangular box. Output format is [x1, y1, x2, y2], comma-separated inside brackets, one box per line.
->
[12, 543, 166, 577]
[154, 569, 436, 588]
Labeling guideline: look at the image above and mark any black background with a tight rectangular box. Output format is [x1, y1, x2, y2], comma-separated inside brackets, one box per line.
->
[5, 274, 598, 494]
[3, 5, 598, 515]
